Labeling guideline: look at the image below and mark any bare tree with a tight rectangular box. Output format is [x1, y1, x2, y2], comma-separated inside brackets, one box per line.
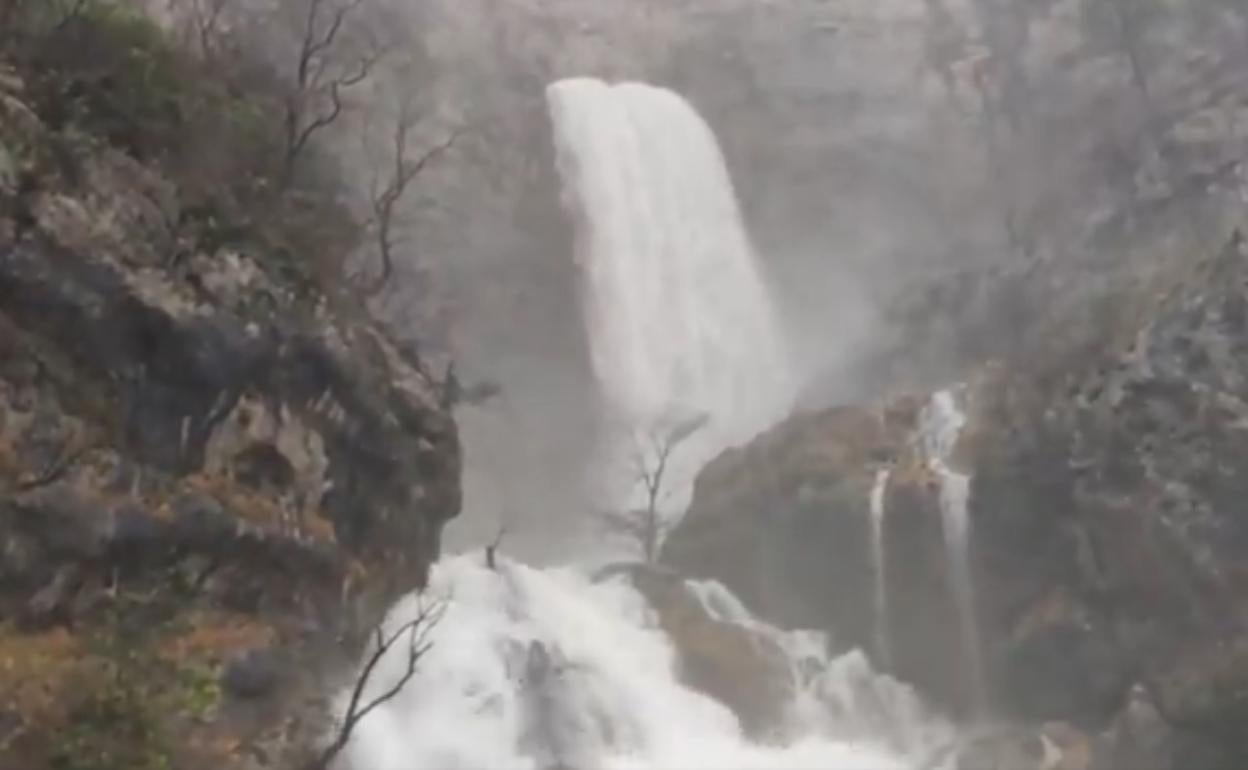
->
[601, 413, 709, 564]
[310, 593, 447, 770]
[167, 0, 234, 61]
[281, 0, 388, 187]
[362, 99, 461, 297]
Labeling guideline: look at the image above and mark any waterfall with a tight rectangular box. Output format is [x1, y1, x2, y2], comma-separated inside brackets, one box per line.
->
[546, 78, 793, 516]
[920, 389, 986, 713]
[869, 468, 892, 669]
[342, 555, 952, 770]
[685, 577, 949, 756]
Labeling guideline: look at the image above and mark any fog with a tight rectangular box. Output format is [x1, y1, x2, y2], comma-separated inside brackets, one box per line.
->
[344, 0, 1248, 560]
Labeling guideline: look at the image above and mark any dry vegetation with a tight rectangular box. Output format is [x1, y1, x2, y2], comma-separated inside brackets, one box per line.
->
[0, 0, 453, 303]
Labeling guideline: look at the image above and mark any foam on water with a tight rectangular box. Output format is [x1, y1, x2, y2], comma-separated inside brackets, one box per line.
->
[343, 557, 950, 770]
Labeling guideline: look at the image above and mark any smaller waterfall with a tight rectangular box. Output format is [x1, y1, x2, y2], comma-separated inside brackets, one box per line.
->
[869, 468, 892, 669]
[920, 389, 986, 713]
[683, 577, 950, 757]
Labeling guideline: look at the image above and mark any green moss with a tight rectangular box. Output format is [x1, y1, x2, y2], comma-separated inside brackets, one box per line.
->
[13, 2, 184, 161]
[3, 0, 366, 301]
[49, 659, 172, 770]
[172, 659, 223, 721]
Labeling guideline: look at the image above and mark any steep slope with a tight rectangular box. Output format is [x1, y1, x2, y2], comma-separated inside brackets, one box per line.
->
[0, 30, 460, 770]
[664, 231, 1248, 769]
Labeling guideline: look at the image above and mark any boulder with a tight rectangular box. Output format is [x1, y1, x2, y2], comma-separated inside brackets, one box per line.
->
[626, 566, 793, 739]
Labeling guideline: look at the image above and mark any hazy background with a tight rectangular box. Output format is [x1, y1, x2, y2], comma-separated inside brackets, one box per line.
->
[349, 0, 1248, 560]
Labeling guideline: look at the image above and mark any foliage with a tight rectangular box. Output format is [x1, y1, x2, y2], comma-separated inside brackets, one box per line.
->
[0, 0, 384, 296]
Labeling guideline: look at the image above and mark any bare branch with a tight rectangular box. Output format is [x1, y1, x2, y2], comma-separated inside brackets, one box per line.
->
[281, 0, 385, 187]
[310, 594, 447, 769]
[363, 125, 462, 296]
[602, 414, 709, 564]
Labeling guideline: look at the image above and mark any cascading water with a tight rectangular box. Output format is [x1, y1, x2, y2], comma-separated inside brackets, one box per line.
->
[342, 556, 952, 770]
[546, 78, 793, 517]
[336, 79, 959, 770]
[920, 389, 986, 712]
[869, 467, 893, 669]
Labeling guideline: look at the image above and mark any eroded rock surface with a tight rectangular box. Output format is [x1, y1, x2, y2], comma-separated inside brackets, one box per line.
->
[664, 232, 1248, 768]
[0, 70, 460, 770]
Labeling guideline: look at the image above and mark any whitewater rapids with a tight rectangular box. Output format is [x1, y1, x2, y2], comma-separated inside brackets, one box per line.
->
[341, 555, 950, 770]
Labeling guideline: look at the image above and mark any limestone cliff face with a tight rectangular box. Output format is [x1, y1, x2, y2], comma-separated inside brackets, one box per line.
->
[664, 231, 1248, 769]
[0, 70, 460, 770]
[420, 0, 1248, 552]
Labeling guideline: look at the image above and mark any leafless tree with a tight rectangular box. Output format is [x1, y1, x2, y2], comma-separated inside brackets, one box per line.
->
[281, 0, 388, 187]
[165, 0, 234, 60]
[362, 99, 462, 296]
[310, 593, 447, 770]
[601, 413, 709, 564]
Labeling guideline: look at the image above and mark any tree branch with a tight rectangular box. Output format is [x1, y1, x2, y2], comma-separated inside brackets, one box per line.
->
[311, 594, 446, 769]
[282, 0, 381, 186]
[363, 126, 462, 296]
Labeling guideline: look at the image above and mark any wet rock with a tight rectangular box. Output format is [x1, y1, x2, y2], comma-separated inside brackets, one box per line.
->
[107, 504, 167, 554]
[663, 404, 910, 658]
[664, 232, 1248, 766]
[12, 484, 109, 559]
[628, 566, 792, 738]
[927, 723, 1091, 770]
[0, 529, 45, 587]
[171, 492, 236, 548]
[0, 75, 461, 770]
[21, 563, 82, 628]
[222, 647, 284, 700]
[993, 599, 1129, 727]
[0, 709, 22, 747]
[0, 140, 14, 194]
[1096, 685, 1173, 770]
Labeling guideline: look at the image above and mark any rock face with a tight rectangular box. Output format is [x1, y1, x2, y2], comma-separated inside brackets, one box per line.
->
[0, 70, 460, 769]
[621, 565, 794, 739]
[664, 231, 1248, 768]
[424, 0, 1248, 556]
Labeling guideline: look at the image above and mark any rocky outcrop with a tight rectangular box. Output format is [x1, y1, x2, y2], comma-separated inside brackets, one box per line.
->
[618, 565, 794, 739]
[0, 68, 460, 769]
[664, 230, 1248, 767]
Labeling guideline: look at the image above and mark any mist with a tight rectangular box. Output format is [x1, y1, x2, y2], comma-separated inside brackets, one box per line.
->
[373, 0, 1246, 561]
[5, 0, 1248, 766]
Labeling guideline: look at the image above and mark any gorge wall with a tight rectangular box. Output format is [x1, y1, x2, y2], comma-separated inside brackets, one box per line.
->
[663, 230, 1248, 770]
[413, 0, 1248, 556]
[0, 34, 461, 769]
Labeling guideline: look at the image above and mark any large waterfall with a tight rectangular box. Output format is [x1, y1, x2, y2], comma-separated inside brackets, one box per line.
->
[342, 555, 951, 769]
[546, 78, 793, 516]
[336, 80, 955, 770]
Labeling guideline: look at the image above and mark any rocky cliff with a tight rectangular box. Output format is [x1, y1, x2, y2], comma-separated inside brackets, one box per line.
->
[664, 230, 1248, 769]
[0, 25, 460, 770]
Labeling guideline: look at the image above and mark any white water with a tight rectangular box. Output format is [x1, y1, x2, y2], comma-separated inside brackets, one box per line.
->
[869, 467, 893, 669]
[685, 578, 950, 757]
[920, 389, 986, 712]
[546, 78, 793, 519]
[343, 556, 952, 770]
